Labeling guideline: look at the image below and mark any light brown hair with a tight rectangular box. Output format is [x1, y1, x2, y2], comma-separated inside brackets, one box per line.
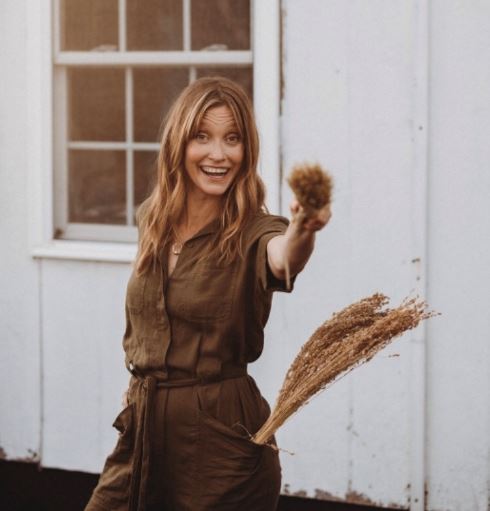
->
[135, 76, 266, 275]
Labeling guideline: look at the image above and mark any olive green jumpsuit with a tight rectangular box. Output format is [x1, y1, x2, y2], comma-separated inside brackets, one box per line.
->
[84, 212, 295, 511]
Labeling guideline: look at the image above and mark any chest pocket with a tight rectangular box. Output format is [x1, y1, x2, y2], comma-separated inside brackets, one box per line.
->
[171, 263, 237, 322]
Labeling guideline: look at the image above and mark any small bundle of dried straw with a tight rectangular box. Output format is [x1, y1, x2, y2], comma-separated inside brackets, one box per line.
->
[284, 163, 333, 289]
[252, 294, 438, 446]
[288, 163, 333, 216]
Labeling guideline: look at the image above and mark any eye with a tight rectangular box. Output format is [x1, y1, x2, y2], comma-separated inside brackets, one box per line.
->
[226, 133, 241, 144]
[195, 132, 208, 142]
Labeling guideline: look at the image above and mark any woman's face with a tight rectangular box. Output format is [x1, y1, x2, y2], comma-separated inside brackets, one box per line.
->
[184, 105, 244, 200]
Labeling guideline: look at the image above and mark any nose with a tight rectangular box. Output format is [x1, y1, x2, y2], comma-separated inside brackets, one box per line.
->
[208, 139, 226, 161]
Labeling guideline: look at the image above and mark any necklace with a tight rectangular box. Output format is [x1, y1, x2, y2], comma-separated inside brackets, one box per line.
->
[171, 230, 185, 255]
[171, 241, 183, 255]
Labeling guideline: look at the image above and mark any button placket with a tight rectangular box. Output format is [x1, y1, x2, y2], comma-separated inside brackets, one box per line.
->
[159, 255, 172, 375]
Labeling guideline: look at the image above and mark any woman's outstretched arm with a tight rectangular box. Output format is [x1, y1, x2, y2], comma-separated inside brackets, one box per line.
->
[267, 200, 332, 280]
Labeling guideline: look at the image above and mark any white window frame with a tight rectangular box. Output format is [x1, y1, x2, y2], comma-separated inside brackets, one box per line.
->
[30, 0, 281, 263]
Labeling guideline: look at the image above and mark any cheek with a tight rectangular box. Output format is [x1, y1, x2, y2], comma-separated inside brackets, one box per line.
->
[232, 146, 245, 166]
[184, 144, 202, 171]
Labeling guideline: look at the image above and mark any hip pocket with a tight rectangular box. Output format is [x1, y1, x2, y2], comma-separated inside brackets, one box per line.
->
[92, 404, 135, 505]
[196, 410, 280, 510]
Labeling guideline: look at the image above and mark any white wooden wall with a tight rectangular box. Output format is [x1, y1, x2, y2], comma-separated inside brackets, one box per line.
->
[1, 1, 489, 510]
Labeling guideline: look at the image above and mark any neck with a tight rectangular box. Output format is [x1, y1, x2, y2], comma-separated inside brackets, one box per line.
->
[178, 190, 221, 237]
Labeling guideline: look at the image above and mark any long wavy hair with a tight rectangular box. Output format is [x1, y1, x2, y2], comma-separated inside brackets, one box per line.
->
[135, 76, 267, 275]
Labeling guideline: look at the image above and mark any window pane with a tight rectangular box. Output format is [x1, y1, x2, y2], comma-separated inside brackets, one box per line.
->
[133, 68, 189, 142]
[127, 0, 183, 50]
[134, 151, 158, 214]
[196, 67, 253, 100]
[191, 0, 250, 50]
[61, 0, 118, 51]
[69, 150, 126, 224]
[69, 68, 125, 141]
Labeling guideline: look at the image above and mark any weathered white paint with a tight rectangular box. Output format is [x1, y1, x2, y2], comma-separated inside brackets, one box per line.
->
[278, 1, 416, 506]
[426, 1, 490, 510]
[41, 260, 132, 472]
[1, 1, 489, 510]
[253, 0, 281, 212]
[0, 0, 41, 461]
[408, 1, 430, 509]
[273, 0, 490, 509]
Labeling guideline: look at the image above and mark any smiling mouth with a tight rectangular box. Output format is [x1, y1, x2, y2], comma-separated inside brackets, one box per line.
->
[200, 165, 230, 177]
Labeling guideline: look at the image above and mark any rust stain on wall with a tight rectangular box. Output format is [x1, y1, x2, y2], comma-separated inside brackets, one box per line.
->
[0, 447, 39, 463]
[345, 490, 381, 506]
[14, 449, 39, 463]
[314, 489, 344, 502]
[346, 490, 406, 510]
[285, 484, 408, 508]
[282, 484, 308, 499]
[292, 490, 307, 498]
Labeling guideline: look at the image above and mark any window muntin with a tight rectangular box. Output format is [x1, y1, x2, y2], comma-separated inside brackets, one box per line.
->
[54, 0, 252, 242]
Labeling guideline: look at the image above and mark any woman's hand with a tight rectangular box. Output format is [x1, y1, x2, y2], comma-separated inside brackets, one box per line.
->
[290, 199, 332, 233]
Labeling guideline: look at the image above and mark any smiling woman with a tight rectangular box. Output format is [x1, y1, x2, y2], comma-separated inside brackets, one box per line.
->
[83, 77, 331, 511]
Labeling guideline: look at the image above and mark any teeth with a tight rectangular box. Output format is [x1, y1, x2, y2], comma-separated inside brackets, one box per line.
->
[201, 166, 229, 175]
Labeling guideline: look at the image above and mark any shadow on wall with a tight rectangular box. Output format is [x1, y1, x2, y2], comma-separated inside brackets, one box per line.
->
[0, 460, 390, 511]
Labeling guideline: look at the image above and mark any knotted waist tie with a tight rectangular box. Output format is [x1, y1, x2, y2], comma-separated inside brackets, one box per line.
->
[127, 365, 248, 511]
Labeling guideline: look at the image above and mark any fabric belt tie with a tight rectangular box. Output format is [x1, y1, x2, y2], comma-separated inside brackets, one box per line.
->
[127, 366, 247, 511]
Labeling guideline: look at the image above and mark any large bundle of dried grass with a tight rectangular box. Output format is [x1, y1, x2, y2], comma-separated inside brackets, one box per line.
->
[253, 293, 437, 445]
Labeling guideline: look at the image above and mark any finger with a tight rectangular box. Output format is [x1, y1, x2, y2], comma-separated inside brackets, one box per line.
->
[318, 204, 331, 221]
[290, 199, 301, 215]
[303, 213, 331, 231]
[311, 205, 332, 225]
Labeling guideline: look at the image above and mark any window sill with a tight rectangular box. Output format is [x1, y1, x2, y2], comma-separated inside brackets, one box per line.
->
[32, 240, 137, 264]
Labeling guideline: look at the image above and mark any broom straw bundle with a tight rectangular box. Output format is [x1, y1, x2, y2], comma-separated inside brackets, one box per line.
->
[253, 293, 437, 445]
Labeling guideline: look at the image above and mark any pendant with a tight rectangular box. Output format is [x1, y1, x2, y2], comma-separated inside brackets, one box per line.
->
[171, 242, 183, 255]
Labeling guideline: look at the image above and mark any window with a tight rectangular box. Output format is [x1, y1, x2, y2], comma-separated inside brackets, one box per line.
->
[53, 0, 254, 243]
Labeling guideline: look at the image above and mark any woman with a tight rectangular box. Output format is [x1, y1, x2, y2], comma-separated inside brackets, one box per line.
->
[85, 77, 331, 511]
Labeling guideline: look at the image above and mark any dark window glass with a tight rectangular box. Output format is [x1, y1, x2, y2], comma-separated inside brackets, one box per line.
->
[127, 0, 183, 50]
[69, 68, 125, 141]
[191, 0, 250, 50]
[61, 0, 118, 51]
[69, 150, 126, 224]
[133, 68, 189, 142]
[134, 151, 158, 215]
[196, 67, 253, 100]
